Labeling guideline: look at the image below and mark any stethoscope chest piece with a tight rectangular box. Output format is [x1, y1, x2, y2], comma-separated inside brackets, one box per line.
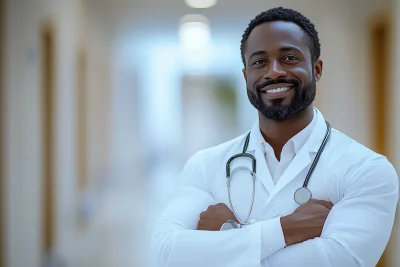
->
[294, 187, 312, 205]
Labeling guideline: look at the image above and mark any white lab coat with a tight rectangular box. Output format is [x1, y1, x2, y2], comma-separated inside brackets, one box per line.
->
[152, 109, 399, 267]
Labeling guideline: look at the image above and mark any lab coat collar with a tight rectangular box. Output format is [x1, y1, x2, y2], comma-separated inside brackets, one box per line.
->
[245, 108, 329, 197]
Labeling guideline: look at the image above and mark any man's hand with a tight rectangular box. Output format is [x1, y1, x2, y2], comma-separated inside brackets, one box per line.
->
[281, 199, 334, 246]
[197, 203, 238, 231]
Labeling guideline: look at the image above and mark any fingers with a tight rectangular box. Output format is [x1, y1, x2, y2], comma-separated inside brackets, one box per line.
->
[199, 204, 225, 219]
[310, 199, 334, 209]
[197, 220, 205, 230]
[199, 211, 207, 219]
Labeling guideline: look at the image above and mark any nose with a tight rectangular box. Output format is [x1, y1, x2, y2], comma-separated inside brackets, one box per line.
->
[263, 60, 287, 80]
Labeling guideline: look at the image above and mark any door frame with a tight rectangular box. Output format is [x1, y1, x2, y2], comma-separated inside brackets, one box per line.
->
[76, 46, 88, 192]
[369, 8, 395, 267]
[41, 20, 56, 260]
[369, 10, 394, 158]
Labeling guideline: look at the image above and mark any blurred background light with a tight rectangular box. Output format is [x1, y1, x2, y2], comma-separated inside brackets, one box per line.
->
[184, 0, 217, 9]
[178, 14, 212, 68]
[178, 14, 211, 51]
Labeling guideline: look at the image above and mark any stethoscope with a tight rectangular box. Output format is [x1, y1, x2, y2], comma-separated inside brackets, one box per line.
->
[225, 121, 331, 226]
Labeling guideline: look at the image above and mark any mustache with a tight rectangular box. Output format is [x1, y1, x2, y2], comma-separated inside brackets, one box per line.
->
[254, 78, 300, 92]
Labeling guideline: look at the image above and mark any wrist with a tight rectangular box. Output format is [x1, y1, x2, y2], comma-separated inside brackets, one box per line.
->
[280, 215, 295, 246]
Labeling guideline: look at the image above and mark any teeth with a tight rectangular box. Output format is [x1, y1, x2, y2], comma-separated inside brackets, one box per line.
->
[267, 87, 289, 93]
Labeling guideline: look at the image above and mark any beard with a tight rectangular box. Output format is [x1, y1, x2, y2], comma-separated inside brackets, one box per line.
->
[247, 77, 316, 121]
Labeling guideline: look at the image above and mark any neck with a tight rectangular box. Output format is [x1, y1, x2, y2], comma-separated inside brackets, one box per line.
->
[258, 106, 314, 159]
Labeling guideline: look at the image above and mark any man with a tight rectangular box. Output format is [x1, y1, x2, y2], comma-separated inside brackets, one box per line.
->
[152, 7, 399, 267]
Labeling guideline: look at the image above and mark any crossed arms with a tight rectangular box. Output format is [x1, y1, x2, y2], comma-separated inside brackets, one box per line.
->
[152, 153, 399, 267]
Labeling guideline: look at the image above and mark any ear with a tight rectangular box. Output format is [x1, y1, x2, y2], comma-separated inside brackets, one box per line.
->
[314, 59, 323, 81]
[242, 68, 247, 82]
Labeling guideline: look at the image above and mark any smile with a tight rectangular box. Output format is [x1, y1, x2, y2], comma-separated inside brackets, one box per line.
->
[261, 87, 291, 93]
[260, 86, 294, 99]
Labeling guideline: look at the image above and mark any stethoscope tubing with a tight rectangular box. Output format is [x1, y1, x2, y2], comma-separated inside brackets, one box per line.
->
[225, 121, 331, 225]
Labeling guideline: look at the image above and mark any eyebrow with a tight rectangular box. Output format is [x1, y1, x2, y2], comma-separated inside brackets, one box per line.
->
[279, 46, 303, 53]
[248, 50, 267, 62]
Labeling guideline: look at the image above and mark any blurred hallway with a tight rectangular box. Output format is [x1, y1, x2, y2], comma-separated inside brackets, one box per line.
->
[74, 180, 148, 267]
[1, 0, 400, 267]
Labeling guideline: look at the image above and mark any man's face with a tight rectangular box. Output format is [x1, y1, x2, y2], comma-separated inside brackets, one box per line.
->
[243, 21, 323, 121]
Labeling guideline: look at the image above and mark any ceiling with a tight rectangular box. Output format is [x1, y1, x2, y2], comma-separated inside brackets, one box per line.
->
[83, 0, 392, 43]
[84, 0, 340, 35]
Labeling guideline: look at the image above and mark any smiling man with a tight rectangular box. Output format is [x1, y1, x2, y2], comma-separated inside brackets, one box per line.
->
[152, 7, 399, 267]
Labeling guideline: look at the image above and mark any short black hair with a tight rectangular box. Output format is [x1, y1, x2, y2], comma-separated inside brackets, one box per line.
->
[240, 7, 321, 67]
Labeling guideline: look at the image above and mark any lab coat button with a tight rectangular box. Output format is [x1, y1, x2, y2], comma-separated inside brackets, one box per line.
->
[271, 207, 280, 216]
[268, 246, 273, 252]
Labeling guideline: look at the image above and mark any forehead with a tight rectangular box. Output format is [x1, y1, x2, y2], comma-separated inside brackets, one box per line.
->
[244, 21, 309, 57]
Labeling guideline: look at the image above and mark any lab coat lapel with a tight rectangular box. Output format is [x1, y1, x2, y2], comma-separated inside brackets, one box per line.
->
[265, 109, 328, 204]
[246, 122, 275, 194]
[253, 145, 275, 194]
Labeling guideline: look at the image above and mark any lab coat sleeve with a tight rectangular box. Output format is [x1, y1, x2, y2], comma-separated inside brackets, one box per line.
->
[261, 156, 399, 267]
[152, 152, 263, 267]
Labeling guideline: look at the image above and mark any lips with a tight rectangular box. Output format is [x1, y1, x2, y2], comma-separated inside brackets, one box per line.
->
[259, 83, 294, 99]
[261, 86, 291, 93]
[259, 83, 294, 92]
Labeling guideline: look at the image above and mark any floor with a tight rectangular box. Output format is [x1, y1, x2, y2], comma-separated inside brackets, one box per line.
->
[73, 163, 179, 267]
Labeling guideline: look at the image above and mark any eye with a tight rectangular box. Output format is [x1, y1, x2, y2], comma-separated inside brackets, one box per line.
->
[283, 55, 299, 61]
[252, 59, 267, 65]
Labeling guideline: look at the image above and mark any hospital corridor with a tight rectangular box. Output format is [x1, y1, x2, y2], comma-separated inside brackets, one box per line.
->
[1, 0, 400, 266]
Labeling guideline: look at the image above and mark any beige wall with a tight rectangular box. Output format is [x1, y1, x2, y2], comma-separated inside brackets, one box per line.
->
[5, 1, 43, 266]
[313, 0, 391, 148]
[3, 0, 112, 266]
[86, 28, 112, 191]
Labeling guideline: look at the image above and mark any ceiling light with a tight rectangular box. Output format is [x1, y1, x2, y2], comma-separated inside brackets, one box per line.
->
[178, 15, 211, 51]
[184, 0, 217, 8]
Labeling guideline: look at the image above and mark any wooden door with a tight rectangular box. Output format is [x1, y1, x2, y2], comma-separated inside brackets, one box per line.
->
[370, 10, 394, 267]
[41, 23, 56, 258]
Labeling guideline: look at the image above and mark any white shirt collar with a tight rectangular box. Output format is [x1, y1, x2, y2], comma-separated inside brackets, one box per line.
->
[252, 108, 318, 156]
